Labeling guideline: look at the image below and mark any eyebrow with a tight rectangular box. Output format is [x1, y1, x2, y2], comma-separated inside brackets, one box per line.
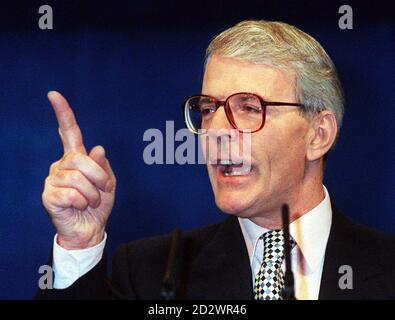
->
[202, 92, 270, 100]
[201, 92, 226, 100]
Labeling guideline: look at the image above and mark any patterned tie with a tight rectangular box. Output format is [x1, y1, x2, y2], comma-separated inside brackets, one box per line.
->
[254, 229, 296, 300]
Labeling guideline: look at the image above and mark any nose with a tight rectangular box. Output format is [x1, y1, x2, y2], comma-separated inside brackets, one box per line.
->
[209, 104, 233, 129]
[206, 106, 238, 143]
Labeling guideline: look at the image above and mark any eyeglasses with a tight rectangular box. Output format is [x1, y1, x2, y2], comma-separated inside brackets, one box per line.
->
[183, 92, 304, 134]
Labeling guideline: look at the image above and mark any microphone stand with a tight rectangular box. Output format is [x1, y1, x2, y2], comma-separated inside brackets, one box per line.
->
[160, 229, 181, 300]
[281, 204, 296, 300]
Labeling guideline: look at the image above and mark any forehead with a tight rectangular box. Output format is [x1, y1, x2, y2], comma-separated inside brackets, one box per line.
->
[202, 55, 296, 101]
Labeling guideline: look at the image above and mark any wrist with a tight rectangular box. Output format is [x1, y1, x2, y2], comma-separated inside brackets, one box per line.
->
[57, 230, 105, 250]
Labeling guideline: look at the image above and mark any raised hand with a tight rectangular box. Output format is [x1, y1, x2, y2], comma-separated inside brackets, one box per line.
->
[42, 91, 116, 249]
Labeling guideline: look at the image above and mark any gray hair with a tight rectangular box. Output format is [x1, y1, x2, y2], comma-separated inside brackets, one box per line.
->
[205, 20, 344, 141]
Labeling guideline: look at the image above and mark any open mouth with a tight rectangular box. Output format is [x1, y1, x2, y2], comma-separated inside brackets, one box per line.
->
[216, 159, 252, 177]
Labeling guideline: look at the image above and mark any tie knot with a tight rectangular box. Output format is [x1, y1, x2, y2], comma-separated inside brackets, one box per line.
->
[261, 229, 295, 265]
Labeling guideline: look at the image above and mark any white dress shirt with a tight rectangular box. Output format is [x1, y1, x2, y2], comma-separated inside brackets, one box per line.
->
[238, 185, 332, 300]
[52, 233, 107, 289]
[53, 186, 332, 297]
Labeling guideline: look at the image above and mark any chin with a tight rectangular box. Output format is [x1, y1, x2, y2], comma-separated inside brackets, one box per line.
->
[214, 192, 256, 218]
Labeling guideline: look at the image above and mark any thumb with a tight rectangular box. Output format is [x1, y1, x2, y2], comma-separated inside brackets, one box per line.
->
[89, 145, 116, 190]
[89, 145, 106, 167]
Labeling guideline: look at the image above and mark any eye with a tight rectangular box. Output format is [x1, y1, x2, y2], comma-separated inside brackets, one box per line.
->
[240, 104, 262, 113]
[199, 103, 216, 115]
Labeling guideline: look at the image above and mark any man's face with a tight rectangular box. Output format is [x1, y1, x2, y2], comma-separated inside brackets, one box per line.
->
[202, 55, 312, 220]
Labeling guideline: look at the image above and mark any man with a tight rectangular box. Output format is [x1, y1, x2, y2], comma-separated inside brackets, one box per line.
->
[37, 20, 395, 300]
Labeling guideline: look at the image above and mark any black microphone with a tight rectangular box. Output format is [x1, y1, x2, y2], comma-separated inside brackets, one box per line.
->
[160, 229, 181, 300]
[281, 203, 296, 300]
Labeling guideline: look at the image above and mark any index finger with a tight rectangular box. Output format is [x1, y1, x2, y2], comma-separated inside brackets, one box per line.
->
[48, 91, 87, 154]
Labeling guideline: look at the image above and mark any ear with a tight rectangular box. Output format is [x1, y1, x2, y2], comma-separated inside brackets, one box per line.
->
[306, 111, 338, 161]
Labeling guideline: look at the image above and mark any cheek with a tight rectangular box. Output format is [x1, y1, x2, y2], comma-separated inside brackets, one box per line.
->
[200, 135, 211, 161]
[253, 122, 308, 173]
[251, 131, 282, 165]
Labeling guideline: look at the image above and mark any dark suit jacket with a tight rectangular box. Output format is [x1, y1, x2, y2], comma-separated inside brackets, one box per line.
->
[36, 206, 395, 300]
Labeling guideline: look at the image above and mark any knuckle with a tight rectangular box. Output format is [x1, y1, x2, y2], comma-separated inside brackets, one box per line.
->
[44, 176, 55, 192]
[69, 170, 82, 183]
[44, 176, 51, 186]
[67, 189, 79, 202]
[63, 152, 83, 167]
[49, 162, 58, 174]
[71, 153, 85, 167]
[51, 188, 62, 201]
[41, 190, 48, 206]
[60, 153, 70, 165]
[42, 189, 54, 209]
[55, 170, 66, 180]
[92, 193, 101, 207]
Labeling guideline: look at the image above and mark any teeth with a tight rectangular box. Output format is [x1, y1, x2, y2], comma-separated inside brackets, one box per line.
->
[223, 165, 251, 176]
[219, 159, 233, 165]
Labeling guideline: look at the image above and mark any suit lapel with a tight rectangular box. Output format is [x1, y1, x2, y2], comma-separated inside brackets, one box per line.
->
[186, 216, 253, 299]
[319, 205, 384, 299]
[179, 206, 389, 300]
[319, 206, 353, 299]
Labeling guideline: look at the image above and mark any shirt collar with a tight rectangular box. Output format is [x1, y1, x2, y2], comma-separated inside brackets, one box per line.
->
[238, 185, 332, 272]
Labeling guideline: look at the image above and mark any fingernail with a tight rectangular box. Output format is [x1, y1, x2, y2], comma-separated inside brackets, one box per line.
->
[93, 199, 101, 208]
[100, 146, 106, 157]
[105, 180, 113, 193]
[48, 91, 57, 99]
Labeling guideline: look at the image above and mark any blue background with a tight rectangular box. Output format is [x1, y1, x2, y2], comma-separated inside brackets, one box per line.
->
[0, 0, 394, 299]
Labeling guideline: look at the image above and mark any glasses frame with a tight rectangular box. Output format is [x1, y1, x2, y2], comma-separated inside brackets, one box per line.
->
[183, 92, 305, 134]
